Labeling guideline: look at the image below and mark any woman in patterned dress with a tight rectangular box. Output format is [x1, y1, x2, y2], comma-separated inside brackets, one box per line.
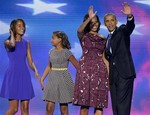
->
[72, 6, 109, 115]
[40, 31, 78, 115]
[0, 19, 40, 115]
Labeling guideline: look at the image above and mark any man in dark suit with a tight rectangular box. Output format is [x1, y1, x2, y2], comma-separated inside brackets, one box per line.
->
[104, 2, 136, 115]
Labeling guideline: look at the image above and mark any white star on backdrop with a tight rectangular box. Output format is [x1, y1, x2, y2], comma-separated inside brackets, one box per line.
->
[101, 22, 144, 35]
[0, 21, 9, 35]
[0, 20, 29, 36]
[16, 0, 67, 15]
[71, 42, 82, 58]
[134, 0, 150, 5]
[133, 24, 144, 35]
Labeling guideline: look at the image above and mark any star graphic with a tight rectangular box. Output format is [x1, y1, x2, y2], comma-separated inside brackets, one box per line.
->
[101, 22, 144, 35]
[0, 20, 29, 36]
[134, 0, 150, 5]
[0, 21, 9, 35]
[116, 22, 144, 35]
[71, 42, 82, 58]
[16, 0, 67, 15]
[133, 24, 144, 35]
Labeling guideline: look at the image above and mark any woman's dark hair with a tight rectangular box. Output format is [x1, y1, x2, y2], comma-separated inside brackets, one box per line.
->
[83, 14, 101, 33]
[8, 19, 26, 40]
[53, 31, 71, 49]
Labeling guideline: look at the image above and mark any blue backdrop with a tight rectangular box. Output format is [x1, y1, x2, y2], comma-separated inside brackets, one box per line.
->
[0, 0, 150, 115]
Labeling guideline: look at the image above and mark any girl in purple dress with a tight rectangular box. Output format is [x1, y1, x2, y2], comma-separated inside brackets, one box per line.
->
[73, 6, 109, 115]
[0, 19, 40, 115]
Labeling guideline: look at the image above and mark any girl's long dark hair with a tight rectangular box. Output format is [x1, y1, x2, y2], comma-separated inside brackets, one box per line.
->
[83, 14, 101, 33]
[53, 31, 71, 49]
[5, 19, 26, 51]
[7, 19, 26, 40]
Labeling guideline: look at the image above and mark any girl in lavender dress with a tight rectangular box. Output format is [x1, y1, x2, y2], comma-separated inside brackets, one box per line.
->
[0, 19, 40, 115]
[73, 6, 109, 115]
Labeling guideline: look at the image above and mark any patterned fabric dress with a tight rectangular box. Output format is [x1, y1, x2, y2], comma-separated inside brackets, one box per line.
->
[42, 48, 74, 103]
[73, 33, 109, 108]
[0, 39, 35, 100]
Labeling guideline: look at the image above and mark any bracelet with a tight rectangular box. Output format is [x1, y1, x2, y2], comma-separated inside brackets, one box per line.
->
[127, 14, 133, 18]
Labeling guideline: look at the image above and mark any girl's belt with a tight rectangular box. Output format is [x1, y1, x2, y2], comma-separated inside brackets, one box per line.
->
[51, 68, 67, 71]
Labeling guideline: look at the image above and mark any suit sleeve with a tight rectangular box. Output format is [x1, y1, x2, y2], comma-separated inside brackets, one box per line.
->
[124, 16, 135, 36]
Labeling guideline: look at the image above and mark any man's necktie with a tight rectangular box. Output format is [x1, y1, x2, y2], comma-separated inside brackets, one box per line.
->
[107, 34, 112, 53]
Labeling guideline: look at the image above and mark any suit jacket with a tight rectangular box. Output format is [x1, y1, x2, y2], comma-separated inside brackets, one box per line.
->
[105, 16, 136, 79]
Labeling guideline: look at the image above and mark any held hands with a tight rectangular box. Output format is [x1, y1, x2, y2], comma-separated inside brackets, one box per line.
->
[34, 71, 45, 90]
[88, 6, 97, 20]
[34, 67, 44, 90]
[35, 72, 44, 90]
[121, 2, 132, 16]
[40, 79, 44, 91]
